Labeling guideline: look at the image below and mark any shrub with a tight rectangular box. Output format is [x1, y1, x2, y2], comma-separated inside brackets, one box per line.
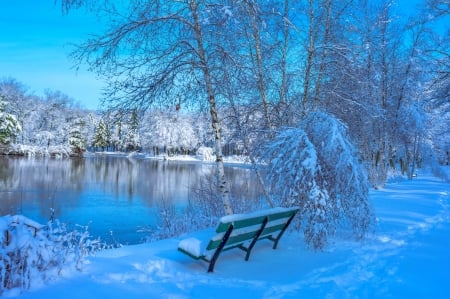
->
[0, 215, 102, 295]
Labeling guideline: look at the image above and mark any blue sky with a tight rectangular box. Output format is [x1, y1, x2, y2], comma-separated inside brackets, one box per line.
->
[0, 0, 427, 111]
[0, 1, 103, 110]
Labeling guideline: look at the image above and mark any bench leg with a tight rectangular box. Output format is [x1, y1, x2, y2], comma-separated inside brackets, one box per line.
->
[272, 213, 296, 249]
[244, 216, 268, 261]
[208, 223, 234, 273]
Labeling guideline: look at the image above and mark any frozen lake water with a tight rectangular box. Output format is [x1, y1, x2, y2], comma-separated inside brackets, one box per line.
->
[0, 155, 262, 244]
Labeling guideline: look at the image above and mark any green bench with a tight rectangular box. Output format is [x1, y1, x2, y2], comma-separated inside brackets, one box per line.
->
[178, 207, 299, 272]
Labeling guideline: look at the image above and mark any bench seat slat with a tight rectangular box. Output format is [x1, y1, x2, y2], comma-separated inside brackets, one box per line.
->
[267, 210, 298, 221]
[260, 223, 288, 237]
[215, 215, 269, 233]
[207, 230, 260, 250]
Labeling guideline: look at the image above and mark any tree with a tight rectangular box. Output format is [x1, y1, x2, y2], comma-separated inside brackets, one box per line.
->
[69, 118, 87, 155]
[122, 109, 142, 152]
[92, 119, 110, 151]
[0, 97, 22, 146]
[262, 112, 373, 250]
[61, 0, 237, 214]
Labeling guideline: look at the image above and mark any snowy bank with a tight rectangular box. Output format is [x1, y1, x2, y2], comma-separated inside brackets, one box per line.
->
[5, 169, 450, 298]
[1, 144, 77, 158]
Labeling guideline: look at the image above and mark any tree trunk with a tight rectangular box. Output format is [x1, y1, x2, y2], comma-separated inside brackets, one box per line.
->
[190, 0, 233, 215]
[313, 0, 332, 106]
[302, 0, 315, 110]
[279, 0, 290, 106]
[247, 3, 272, 131]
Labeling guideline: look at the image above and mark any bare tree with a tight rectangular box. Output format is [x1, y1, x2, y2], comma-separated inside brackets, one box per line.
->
[61, 0, 236, 214]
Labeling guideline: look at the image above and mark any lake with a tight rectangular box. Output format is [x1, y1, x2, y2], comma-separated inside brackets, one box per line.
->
[0, 155, 262, 245]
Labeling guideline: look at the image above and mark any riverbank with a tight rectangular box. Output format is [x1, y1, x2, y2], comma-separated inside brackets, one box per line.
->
[0, 144, 79, 158]
[1, 144, 251, 166]
[86, 149, 252, 166]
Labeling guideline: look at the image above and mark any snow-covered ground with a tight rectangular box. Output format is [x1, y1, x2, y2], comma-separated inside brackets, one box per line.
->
[6, 168, 450, 298]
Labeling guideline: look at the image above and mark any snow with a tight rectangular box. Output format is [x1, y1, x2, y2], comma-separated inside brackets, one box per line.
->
[219, 207, 297, 223]
[4, 169, 450, 298]
[195, 146, 215, 162]
[178, 238, 204, 258]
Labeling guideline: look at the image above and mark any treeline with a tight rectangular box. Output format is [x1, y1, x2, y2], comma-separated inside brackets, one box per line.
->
[0, 78, 255, 157]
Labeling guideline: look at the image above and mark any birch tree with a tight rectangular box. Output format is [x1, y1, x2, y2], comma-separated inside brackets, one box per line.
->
[61, 0, 235, 214]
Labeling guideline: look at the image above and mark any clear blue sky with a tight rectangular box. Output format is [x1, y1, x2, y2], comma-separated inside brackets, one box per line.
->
[0, 0, 426, 111]
[0, 1, 103, 110]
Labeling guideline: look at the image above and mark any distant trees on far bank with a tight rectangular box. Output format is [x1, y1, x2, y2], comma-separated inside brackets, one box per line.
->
[0, 77, 242, 157]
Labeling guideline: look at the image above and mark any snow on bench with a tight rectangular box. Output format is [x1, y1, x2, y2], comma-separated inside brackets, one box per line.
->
[178, 207, 299, 272]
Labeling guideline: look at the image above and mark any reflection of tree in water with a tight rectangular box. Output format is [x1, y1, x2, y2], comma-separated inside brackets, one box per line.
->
[1, 155, 264, 243]
[0, 156, 84, 218]
[150, 164, 265, 241]
[0, 156, 18, 215]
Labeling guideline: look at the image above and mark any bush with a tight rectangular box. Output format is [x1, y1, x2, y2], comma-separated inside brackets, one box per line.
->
[261, 111, 374, 250]
[0, 215, 102, 295]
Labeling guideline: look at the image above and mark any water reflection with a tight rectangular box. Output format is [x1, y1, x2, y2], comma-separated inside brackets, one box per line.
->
[0, 155, 262, 244]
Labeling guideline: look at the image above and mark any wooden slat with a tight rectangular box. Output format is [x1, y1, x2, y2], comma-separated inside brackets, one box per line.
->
[215, 222, 232, 233]
[224, 231, 259, 247]
[207, 229, 259, 250]
[267, 210, 298, 221]
[260, 223, 286, 237]
[215, 215, 268, 233]
[232, 215, 268, 229]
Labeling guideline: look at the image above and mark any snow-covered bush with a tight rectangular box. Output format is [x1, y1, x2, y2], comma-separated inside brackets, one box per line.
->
[261, 111, 374, 250]
[0, 215, 102, 295]
[6, 144, 73, 158]
[196, 146, 215, 161]
[301, 112, 374, 240]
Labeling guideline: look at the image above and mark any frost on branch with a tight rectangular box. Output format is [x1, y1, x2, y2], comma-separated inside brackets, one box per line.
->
[263, 112, 374, 249]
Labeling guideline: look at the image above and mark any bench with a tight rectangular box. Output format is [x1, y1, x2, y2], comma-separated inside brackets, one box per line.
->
[178, 207, 299, 272]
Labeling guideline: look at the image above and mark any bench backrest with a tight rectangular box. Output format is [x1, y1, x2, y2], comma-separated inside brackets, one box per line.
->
[205, 207, 298, 252]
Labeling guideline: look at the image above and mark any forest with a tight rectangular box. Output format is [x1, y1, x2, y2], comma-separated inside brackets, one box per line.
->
[1, 0, 449, 247]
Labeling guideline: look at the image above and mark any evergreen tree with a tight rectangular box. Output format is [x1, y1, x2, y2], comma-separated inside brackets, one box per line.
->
[123, 109, 141, 152]
[68, 118, 87, 155]
[92, 119, 110, 151]
[0, 97, 22, 146]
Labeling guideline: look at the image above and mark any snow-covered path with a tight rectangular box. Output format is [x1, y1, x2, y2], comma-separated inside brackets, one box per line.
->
[9, 171, 450, 299]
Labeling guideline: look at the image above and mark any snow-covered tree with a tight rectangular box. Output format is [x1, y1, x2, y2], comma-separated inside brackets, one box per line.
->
[262, 112, 374, 250]
[122, 110, 141, 152]
[0, 97, 22, 146]
[92, 119, 110, 151]
[69, 118, 87, 155]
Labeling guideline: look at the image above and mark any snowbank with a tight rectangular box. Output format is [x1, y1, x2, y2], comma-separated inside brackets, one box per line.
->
[3, 144, 74, 158]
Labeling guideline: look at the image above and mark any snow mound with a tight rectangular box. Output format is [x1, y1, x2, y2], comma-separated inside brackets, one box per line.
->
[196, 146, 215, 161]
